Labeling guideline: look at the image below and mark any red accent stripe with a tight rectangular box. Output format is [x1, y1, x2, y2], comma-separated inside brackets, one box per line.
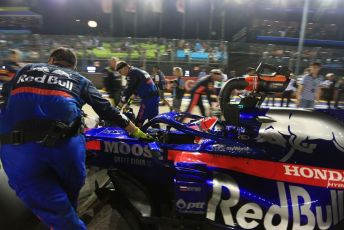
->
[11, 87, 72, 98]
[86, 140, 101, 151]
[195, 86, 205, 94]
[168, 150, 344, 189]
[187, 93, 200, 113]
[245, 76, 259, 91]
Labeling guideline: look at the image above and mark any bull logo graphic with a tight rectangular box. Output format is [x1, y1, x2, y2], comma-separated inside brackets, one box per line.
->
[256, 109, 344, 162]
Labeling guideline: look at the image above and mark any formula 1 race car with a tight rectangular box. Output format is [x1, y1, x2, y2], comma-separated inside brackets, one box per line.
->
[1, 63, 344, 230]
[85, 64, 344, 230]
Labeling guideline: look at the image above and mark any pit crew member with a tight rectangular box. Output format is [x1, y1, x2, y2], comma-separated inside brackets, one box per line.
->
[152, 66, 172, 110]
[102, 57, 122, 106]
[0, 47, 151, 230]
[116, 61, 159, 127]
[184, 69, 223, 116]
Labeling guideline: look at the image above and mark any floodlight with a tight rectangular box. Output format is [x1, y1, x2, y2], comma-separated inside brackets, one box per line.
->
[88, 21, 98, 28]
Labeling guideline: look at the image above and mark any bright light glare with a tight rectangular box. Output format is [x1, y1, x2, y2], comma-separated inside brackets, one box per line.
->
[88, 20, 98, 28]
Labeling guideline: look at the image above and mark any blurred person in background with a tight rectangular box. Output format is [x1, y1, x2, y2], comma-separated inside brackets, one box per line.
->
[296, 62, 323, 109]
[214, 70, 227, 95]
[117, 61, 159, 127]
[265, 92, 276, 107]
[335, 77, 344, 109]
[245, 67, 256, 77]
[102, 57, 122, 106]
[320, 73, 336, 109]
[228, 70, 237, 79]
[0, 49, 21, 107]
[172, 67, 185, 112]
[280, 74, 297, 107]
[184, 69, 223, 116]
[0, 48, 152, 230]
[152, 66, 171, 110]
[198, 68, 207, 78]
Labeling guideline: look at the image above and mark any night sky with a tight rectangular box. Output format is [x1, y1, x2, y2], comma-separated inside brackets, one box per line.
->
[0, 0, 259, 40]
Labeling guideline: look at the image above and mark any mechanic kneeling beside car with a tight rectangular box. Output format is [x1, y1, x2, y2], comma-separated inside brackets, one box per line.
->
[0, 47, 152, 230]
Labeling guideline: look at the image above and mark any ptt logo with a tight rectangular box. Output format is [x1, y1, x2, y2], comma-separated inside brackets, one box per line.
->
[176, 199, 205, 210]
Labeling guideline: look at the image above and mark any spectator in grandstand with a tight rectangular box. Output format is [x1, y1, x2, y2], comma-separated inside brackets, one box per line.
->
[117, 61, 160, 127]
[320, 73, 336, 109]
[184, 69, 223, 116]
[102, 57, 122, 106]
[152, 66, 171, 110]
[0, 49, 21, 108]
[172, 67, 185, 112]
[296, 62, 324, 108]
[335, 77, 344, 109]
[280, 75, 297, 107]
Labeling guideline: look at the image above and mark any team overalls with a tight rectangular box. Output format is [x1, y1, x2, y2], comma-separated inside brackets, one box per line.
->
[0, 63, 130, 230]
[185, 75, 213, 116]
[121, 67, 159, 127]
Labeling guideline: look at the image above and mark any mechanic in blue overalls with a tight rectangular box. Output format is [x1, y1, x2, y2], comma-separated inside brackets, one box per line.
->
[0, 48, 152, 230]
[116, 61, 160, 127]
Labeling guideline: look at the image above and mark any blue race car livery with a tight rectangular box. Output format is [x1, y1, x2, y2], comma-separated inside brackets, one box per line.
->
[84, 64, 344, 230]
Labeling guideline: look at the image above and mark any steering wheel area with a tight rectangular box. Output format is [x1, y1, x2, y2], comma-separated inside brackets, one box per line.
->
[142, 112, 231, 145]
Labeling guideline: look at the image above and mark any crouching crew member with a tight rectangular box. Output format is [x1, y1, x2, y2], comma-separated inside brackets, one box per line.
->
[116, 61, 159, 127]
[0, 48, 151, 230]
[185, 69, 223, 116]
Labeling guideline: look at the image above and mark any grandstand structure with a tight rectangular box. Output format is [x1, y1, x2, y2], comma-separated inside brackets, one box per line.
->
[229, 0, 344, 75]
[0, 34, 228, 76]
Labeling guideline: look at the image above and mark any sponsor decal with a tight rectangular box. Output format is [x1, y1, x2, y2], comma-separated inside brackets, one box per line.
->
[168, 150, 344, 189]
[176, 198, 206, 214]
[210, 144, 251, 152]
[17, 74, 73, 91]
[103, 141, 163, 167]
[207, 172, 344, 230]
[87, 140, 163, 167]
[283, 165, 344, 189]
[113, 156, 150, 167]
[179, 186, 202, 192]
[103, 141, 153, 158]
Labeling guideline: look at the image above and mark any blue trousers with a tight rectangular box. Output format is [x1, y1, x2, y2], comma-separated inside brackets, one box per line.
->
[0, 135, 87, 230]
[136, 96, 159, 127]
